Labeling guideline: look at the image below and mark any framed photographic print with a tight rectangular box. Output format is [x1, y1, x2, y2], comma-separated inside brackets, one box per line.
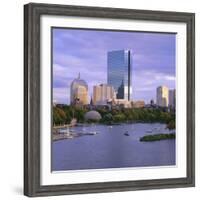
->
[24, 3, 195, 197]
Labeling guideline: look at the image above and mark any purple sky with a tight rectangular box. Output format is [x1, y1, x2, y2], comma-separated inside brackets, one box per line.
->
[53, 28, 176, 104]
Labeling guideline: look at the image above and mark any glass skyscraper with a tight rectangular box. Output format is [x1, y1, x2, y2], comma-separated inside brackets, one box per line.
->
[107, 50, 132, 100]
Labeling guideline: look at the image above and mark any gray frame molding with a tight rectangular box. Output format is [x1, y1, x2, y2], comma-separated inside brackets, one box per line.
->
[24, 3, 195, 197]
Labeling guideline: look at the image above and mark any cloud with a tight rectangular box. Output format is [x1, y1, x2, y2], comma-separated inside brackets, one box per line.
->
[133, 70, 175, 89]
[165, 75, 176, 81]
[53, 87, 69, 104]
[133, 70, 175, 102]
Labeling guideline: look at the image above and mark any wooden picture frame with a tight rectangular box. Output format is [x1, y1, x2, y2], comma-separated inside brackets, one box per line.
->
[24, 3, 195, 197]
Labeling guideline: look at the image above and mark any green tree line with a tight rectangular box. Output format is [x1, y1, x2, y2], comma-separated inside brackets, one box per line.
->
[53, 105, 87, 125]
[53, 105, 175, 129]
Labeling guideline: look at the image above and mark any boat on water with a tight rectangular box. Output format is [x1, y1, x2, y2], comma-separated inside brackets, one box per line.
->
[74, 131, 98, 136]
[87, 131, 98, 135]
[153, 127, 161, 131]
[124, 131, 129, 136]
[66, 135, 74, 139]
[59, 128, 75, 134]
[70, 118, 77, 126]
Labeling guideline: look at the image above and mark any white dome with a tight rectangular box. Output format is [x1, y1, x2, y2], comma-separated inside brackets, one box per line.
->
[84, 111, 102, 121]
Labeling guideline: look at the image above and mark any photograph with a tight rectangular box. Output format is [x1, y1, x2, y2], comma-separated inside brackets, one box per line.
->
[52, 28, 176, 171]
[23, 3, 195, 196]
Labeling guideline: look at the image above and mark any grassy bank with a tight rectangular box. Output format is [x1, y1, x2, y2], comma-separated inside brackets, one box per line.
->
[140, 133, 175, 142]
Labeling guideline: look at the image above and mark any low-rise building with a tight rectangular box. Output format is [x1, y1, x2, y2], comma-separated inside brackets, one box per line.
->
[132, 100, 145, 108]
[112, 99, 132, 108]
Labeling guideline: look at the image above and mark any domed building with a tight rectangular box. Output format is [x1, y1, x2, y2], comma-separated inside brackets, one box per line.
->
[84, 110, 102, 122]
[70, 73, 88, 105]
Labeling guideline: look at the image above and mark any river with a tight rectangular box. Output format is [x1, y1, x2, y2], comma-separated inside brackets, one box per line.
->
[52, 123, 175, 171]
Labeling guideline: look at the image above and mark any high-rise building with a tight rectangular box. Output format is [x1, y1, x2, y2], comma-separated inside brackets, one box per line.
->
[156, 86, 169, 107]
[93, 85, 101, 105]
[93, 84, 115, 105]
[73, 85, 88, 105]
[107, 50, 132, 100]
[169, 89, 176, 108]
[70, 73, 88, 105]
[150, 99, 155, 106]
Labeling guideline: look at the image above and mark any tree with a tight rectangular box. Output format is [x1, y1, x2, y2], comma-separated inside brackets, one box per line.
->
[101, 113, 113, 124]
[53, 107, 67, 125]
[74, 108, 86, 123]
[166, 120, 175, 130]
[113, 113, 126, 122]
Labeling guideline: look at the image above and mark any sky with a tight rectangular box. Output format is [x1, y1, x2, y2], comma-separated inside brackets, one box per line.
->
[53, 28, 176, 104]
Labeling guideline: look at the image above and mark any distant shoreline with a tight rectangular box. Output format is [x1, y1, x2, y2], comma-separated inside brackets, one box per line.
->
[53, 121, 169, 129]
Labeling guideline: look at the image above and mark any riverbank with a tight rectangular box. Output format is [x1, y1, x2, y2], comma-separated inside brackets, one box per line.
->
[53, 131, 98, 141]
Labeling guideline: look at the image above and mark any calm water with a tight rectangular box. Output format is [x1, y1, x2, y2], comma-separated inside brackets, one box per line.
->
[52, 123, 175, 171]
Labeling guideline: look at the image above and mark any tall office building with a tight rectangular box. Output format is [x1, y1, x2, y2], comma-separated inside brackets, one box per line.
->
[70, 73, 88, 105]
[169, 89, 176, 108]
[107, 50, 132, 100]
[156, 86, 169, 107]
[93, 84, 115, 105]
[73, 85, 88, 105]
[93, 85, 101, 105]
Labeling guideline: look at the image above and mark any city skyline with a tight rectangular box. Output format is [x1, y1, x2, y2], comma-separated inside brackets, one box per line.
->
[69, 72, 175, 107]
[53, 28, 176, 104]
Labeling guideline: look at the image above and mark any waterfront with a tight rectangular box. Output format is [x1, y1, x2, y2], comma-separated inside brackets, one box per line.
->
[52, 123, 175, 171]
